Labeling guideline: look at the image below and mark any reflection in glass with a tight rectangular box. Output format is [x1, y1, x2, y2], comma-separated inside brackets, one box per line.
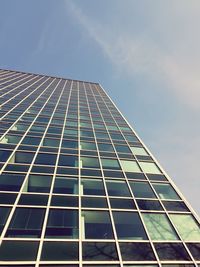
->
[170, 214, 200, 241]
[154, 243, 191, 261]
[82, 242, 118, 261]
[120, 242, 156, 261]
[152, 183, 180, 200]
[142, 213, 178, 240]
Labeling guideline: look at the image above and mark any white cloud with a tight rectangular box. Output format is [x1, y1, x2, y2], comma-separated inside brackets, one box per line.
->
[65, 0, 200, 110]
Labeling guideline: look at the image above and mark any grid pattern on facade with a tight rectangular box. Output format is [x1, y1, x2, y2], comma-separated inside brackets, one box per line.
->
[0, 69, 199, 266]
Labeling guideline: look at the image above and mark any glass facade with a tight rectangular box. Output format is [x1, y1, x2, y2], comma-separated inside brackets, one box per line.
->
[0, 68, 199, 266]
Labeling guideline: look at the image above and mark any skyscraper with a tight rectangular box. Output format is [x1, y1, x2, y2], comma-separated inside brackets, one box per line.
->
[0, 68, 199, 266]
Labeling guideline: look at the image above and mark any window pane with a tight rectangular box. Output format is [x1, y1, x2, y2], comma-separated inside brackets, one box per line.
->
[7, 208, 45, 237]
[113, 212, 147, 240]
[139, 162, 161, 174]
[162, 201, 189, 212]
[45, 209, 78, 238]
[0, 241, 39, 261]
[53, 177, 78, 194]
[187, 243, 200, 260]
[120, 160, 141, 172]
[82, 242, 118, 261]
[154, 243, 191, 261]
[0, 207, 11, 234]
[137, 200, 163, 211]
[142, 213, 178, 240]
[110, 198, 136, 210]
[131, 147, 148, 156]
[82, 197, 108, 208]
[152, 183, 180, 200]
[81, 157, 100, 169]
[120, 242, 156, 261]
[106, 180, 131, 197]
[101, 158, 120, 170]
[41, 241, 78, 261]
[170, 214, 200, 241]
[25, 175, 52, 193]
[82, 179, 105, 196]
[83, 211, 114, 239]
[129, 182, 156, 198]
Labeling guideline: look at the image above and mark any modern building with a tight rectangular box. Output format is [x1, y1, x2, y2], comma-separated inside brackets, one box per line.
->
[0, 68, 199, 267]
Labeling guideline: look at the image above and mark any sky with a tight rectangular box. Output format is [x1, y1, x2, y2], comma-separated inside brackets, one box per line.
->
[0, 0, 200, 215]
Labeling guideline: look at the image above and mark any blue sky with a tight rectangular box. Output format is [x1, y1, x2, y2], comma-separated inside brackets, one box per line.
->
[0, 0, 200, 214]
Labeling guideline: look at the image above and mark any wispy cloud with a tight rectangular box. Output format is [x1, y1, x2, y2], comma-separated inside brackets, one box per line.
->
[65, 0, 200, 110]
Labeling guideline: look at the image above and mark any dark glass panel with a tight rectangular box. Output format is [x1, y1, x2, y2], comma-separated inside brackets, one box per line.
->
[82, 242, 118, 261]
[0, 241, 39, 261]
[110, 198, 136, 209]
[163, 201, 189, 212]
[51, 195, 78, 207]
[186, 243, 200, 260]
[137, 199, 163, 211]
[82, 179, 105, 196]
[154, 243, 191, 261]
[120, 242, 156, 261]
[0, 193, 17, 204]
[0, 207, 11, 233]
[82, 197, 108, 208]
[41, 241, 79, 261]
[0, 150, 12, 162]
[45, 209, 78, 238]
[19, 194, 48, 206]
[83, 211, 114, 239]
[0, 173, 24, 191]
[6, 208, 45, 237]
[53, 178, 78, 194]
[113, 211, 147, 240]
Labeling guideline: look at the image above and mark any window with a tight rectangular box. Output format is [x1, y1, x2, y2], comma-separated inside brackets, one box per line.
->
[6, 208, 45, 237]
[53, 177, 78, 194]
[120, 160, 141, 172]
[130, 146, 148, 156]
[0, 174, 25, 191]
[59, 155, 78, 167]
[142, 213, 178, 240]
[113, 212, 147, 240]
[101, 159, 120, 170]
[170, 214, 200, 241]
[98, 143, 114, 152]
[82, 211, 114, 239]
[115, 145, 131, 153]
[162, 201, 189, 212]
[82, 179, 105, 196]
[0, 241, 39, 261]
[24, 175, 52, 193]
[137, 200, 163, 211]
[82, 242, 118, 261]
[45, 209, 78, 238]
[110, 198, 136, 210]
[139, 162, 161, 174]
[120, 242, 156, 261]
[152, 183, 180, 200]
[129, 181, 156, 198]
[35, 153, 57, 166]
[106, 180, 131, 197]
[0, 207, 11, 233]
[41, 241, 78, 261]
[82, 197, 107, 208]
[81, 157, 100, 169]
[154, 243, 191, 261]
[80, 142, 96, 150]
